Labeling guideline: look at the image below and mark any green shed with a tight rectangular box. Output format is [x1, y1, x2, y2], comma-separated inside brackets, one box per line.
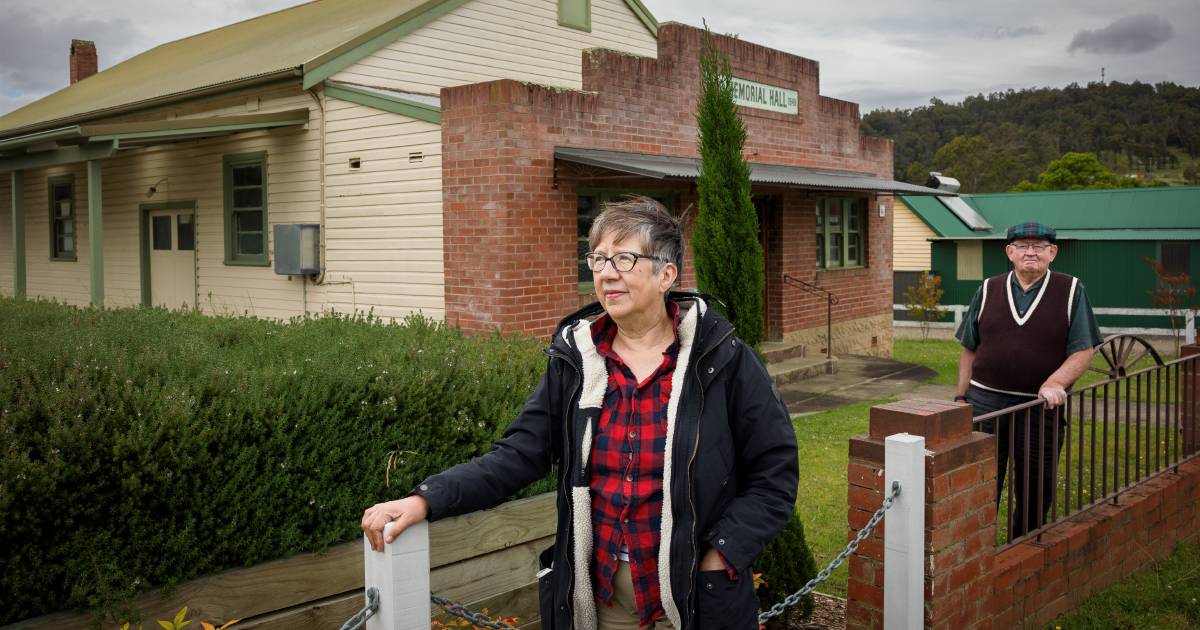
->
[896, 186, 1200, 339]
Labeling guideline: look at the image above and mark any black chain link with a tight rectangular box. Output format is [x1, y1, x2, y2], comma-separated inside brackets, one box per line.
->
[757, 481, 901, 625]
[431, 593, 518, 630]
[339, 587, 380, 630]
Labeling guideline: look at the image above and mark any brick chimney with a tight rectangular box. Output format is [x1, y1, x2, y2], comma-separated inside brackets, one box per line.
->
[70, 39, 98, 84]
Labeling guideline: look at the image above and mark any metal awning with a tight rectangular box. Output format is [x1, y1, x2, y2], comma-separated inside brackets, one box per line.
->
[0, 109, 309, 172]
[554, 147, 950, 196]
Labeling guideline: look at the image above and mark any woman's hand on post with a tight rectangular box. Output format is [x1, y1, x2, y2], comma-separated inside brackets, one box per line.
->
[361, 495, 429, 552]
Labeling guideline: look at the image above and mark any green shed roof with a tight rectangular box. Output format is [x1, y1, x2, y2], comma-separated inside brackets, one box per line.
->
[899, 186, 1200, 240]
[0, 0, 659, 139]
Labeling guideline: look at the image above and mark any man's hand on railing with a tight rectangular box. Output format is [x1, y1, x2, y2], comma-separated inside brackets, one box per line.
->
[361, 495, 429, 552]
[1037, 384, 1068, 409]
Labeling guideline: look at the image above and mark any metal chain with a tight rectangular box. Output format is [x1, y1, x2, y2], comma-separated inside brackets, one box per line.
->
[352, 481, 899, 629]
[757, 481, 901, 625]
[339, 587, 380, 630]
[431, 593, 517, 630]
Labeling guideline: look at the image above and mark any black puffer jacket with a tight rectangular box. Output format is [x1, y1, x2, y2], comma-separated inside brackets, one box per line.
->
[415, 293, 798, 629]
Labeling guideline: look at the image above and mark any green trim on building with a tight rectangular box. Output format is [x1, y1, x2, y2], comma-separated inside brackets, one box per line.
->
[620, 0, 658, 36]
[302, 0, 475, 90]
[89, 118, 307, 142]
[87, 160, 104, 306]
[46, 174, 76, 262]
[139, 201, 197, 306]
[323, 82, 441, 124]
[1, 141, 117, 174]
[11, 171, 24, 297]
[222, 151, 270, 267]
[558, 0, 592, 32]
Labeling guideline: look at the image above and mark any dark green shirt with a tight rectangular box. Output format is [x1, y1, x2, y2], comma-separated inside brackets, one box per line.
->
[955, 272, 1103, 355]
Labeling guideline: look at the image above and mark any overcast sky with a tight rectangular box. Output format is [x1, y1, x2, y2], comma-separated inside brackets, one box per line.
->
[1, 0, 1197, 117]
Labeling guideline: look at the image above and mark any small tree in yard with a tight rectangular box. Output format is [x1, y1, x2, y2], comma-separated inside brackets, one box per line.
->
[1144, 257, 1198, 355]
[903, 271, 945, 340]
[692, 28, 764, 348]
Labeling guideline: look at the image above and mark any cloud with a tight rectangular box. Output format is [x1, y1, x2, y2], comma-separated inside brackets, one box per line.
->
[1068, 14, 1174, 55]
[981, 25, 1044, 39]
[0, 5, 142, 94]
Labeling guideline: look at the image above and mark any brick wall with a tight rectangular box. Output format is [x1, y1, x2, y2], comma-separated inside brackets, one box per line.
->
[847, 360, 1200, 629]
[442, 22, 894, 338]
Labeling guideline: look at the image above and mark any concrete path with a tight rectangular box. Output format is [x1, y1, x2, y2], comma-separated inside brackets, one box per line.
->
[778, 354, 955, 416]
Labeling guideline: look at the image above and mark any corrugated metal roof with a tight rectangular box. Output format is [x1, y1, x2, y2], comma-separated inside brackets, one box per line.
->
[0, 0, 432, 137]
[555, 147, 948, 195]
[900, 186, 1200, 240]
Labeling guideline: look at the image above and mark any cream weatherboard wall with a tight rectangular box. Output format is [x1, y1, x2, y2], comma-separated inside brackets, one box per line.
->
[331, 0, 658, 92]
[321, 96, 446, 320]
[1, 175, 12, 296]
[893, 202, 936, 272]
[2, 85, 322, 318]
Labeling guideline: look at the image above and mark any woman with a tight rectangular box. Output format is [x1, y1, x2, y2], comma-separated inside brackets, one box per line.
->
[361, 196, 797, 629]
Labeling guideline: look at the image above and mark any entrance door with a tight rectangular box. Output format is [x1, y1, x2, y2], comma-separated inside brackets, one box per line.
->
[148, 209, 197, 309]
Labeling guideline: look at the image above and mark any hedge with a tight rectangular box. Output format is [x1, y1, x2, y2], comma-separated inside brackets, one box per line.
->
[0, 298, 549, 626]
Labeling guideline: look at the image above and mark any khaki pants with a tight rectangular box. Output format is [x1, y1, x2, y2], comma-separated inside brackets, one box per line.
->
[595, 561, 675, 630]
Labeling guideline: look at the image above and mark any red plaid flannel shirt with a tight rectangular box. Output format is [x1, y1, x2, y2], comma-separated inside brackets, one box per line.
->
[588, 302, 680, 626]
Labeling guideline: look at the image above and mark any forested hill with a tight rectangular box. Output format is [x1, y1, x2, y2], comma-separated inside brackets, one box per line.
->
[862, 81, 1200, 192]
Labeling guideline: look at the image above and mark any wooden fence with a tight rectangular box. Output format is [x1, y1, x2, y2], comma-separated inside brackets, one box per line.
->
[4, 493, 555, 630]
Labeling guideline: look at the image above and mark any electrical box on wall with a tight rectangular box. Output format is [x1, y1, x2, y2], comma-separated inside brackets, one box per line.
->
[274, 224, 321, 275]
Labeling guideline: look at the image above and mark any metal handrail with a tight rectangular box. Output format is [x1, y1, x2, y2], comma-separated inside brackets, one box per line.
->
[971, 346, 1198, 550]
[783, 274, 839, 360]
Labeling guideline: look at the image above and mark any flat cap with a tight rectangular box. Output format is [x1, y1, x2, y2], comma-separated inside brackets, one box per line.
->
[1006, 222, 1056, 244]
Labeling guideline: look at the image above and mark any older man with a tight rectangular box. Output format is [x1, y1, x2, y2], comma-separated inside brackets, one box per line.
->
[954, 222, 1103, 538]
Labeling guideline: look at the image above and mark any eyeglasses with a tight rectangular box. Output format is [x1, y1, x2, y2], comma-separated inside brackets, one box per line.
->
[583, 251, 668, 273]
[1009, 243, 1053, 253]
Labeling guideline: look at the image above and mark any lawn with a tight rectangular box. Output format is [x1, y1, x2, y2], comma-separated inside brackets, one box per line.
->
[792, 400, 880, 597]
[1047, 543, 1200, 629]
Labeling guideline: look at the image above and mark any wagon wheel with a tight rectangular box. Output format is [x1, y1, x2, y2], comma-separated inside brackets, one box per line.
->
[1088, 334, 1164, 379]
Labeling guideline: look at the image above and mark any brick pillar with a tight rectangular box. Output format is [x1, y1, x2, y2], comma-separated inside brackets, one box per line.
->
[1183, 344, 1200, 455]
[846, 399, 996, 629]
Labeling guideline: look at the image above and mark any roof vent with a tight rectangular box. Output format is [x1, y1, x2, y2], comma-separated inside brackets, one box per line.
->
[926, 172, 961, 193]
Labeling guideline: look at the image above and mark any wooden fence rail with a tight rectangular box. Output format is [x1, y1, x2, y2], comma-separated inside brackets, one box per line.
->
[4, 493, 556, 630]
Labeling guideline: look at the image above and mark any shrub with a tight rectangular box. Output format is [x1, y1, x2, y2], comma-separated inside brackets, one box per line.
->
[692, 28, 765, 348]
[0, 298, 549, 626]
[754, 510, 818, 627]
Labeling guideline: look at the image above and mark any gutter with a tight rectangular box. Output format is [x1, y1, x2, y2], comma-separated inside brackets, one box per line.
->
[0, 68, 302, 142]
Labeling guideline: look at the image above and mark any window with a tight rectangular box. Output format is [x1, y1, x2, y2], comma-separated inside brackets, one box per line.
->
[576, 190, 673, 290]
[956, 241, 983, 280]
[558, 0, 591, 31]
[816, 198, 867, 269]
[48, 175, 76, 260]
[223, 152, 268, 265]
[1161, 241, 1190, 277]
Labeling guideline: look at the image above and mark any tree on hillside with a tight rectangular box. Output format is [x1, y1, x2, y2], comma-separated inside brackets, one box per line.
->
[930, 135, 1020, 193]
[1012, 152, 1135, 191]
[863, 81, 1200, 184]
[692, 30, 764, 348]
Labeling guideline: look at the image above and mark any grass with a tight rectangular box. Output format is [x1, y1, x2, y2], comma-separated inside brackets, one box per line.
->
[793, 400, 881, 597]
[1046, 543, 1200, 629]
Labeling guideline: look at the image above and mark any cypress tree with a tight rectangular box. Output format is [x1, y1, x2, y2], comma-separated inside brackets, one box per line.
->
[692, 29, 765, 348]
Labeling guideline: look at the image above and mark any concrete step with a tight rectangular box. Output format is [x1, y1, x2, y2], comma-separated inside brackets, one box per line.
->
[761, 340, 807, 364]
[767, 354, 838, 386]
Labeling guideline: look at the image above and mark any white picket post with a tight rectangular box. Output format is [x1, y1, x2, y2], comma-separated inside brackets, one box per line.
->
[365, 520, 431, 630]
[884, 433, 925, 630]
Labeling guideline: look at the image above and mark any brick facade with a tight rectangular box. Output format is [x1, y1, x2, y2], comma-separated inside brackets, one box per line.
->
[441, 23, 894, 340]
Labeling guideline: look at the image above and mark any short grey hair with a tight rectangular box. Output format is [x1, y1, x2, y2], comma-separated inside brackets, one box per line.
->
[588, 195, 682, 275]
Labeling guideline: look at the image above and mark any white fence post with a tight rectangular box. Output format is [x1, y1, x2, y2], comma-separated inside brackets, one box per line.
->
[365, 521, 431, 630]
[884, 433, 925, 630]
